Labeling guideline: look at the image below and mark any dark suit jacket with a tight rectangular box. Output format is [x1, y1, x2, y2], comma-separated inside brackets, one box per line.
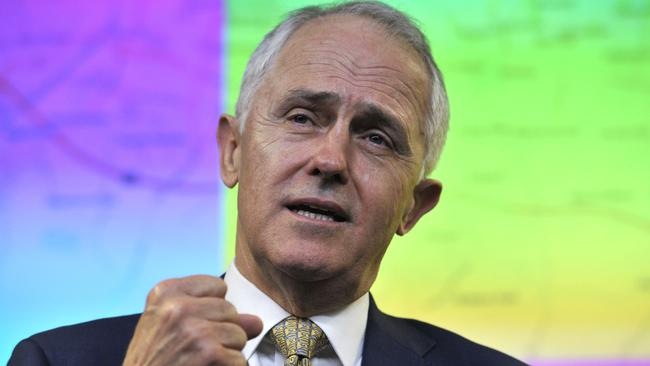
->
[9, 296, 527, 365]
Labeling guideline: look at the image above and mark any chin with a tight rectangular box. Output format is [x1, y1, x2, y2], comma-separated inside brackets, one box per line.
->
[272, 255, 339, 283]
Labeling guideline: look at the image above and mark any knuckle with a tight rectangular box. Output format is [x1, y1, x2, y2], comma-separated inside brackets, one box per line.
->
[216, 300, 237, 319]
[229, 352, 247, 366]
[209, 346, 245, 366]
[234, 359, 247, 366]
[199, 343, 225, 363]
[192, 274, 226, 290]
[159, 298, 191, 322]
[147, 278, 177, 303]
[183, 320, 210, 341]
[217, 322, 247, 349]
[212, 277, 227, 292]
[224, 356, 247, 366]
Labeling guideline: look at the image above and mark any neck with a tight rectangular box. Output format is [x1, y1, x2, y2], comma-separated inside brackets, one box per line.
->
[234, 248, 373, 317]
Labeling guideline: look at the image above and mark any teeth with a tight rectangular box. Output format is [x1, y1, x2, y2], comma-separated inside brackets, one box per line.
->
[293, 209, 334, 222]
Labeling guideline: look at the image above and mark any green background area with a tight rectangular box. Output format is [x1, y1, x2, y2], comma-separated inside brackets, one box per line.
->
[224, 0, 650, 360]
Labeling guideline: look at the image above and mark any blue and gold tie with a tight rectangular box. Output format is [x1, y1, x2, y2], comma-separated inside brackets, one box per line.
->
[270, 316, 329, 366]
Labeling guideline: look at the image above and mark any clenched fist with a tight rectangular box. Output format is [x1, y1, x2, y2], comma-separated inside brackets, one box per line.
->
[123, 275, 263, 366]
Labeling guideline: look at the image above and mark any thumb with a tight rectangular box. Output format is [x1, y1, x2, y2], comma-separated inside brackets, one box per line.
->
[238, 314, 263, 339]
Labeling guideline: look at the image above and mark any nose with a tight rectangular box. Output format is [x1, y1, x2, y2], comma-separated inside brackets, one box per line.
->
[305, 129, 350, 185]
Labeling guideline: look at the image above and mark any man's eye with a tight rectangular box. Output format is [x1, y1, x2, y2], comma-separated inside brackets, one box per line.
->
[368, 133, 387, 146]
[289, 114, 311, 124]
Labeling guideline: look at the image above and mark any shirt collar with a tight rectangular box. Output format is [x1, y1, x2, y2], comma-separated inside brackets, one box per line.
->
[224, 261, 369, 366]
[311, 291, 369, 366]
[224, 262, 290, 360]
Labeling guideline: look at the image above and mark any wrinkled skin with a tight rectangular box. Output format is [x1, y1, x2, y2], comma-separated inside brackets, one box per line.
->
[123, 276, 262, 366]
[124, 14, 442, 366]
[221, 15, 442, 316]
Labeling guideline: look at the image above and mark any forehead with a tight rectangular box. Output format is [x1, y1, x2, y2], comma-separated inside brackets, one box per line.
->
[262, 15, 430, 138]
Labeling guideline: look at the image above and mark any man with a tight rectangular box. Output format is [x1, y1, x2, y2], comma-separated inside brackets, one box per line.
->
[10, 2, 526, 365]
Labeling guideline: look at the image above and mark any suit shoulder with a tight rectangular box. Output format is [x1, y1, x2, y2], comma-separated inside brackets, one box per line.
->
[30, 313, 141, 347]
[381, 313, 528, 366]
[9, 338, 49, 365]
[9, 314, 140, 366]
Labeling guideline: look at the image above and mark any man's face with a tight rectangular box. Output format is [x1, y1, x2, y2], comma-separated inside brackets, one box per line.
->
[226, 15, 439, 295]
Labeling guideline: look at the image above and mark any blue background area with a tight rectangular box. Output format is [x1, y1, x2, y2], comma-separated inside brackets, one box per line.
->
[0, 1, 226, 360]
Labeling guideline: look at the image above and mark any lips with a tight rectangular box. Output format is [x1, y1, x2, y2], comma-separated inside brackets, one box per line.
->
[285, 198, 350, 223]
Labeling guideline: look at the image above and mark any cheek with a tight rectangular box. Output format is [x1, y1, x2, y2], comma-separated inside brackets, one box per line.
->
[356, 169, 411, 228]
[240, 130, 288, 182]
[354, 152, 414, 209]
[239, 129, 317, 203]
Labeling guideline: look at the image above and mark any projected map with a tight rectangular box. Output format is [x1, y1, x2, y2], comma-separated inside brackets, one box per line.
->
[2, 0, 649, 364]
[0, 0, 226, 360]
[226, 1, 650, 363]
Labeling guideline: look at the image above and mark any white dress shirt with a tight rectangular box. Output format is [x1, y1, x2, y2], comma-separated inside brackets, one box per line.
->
[224, 262, 369, 366]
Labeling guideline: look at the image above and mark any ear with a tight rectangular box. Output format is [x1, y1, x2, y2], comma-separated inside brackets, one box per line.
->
[396, 179, 442, 236]
[217, 114, 241, 188]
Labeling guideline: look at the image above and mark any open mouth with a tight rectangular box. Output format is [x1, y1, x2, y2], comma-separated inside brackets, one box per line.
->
[286, 203, 348, 223]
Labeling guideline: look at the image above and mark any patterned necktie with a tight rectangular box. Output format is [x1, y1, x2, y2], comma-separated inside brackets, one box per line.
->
[269, 315, 329, 366]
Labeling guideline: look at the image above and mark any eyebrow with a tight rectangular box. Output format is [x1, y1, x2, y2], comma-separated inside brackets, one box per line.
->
[355, 102, 413, 156]
[275, 89, 341, 114]
[274, 89, 413, 156]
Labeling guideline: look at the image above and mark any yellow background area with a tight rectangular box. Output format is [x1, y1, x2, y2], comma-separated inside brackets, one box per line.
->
[225, 1, 650, 360]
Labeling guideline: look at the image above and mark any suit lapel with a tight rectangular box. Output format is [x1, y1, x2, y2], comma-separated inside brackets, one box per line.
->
[361, 295, 436, 366]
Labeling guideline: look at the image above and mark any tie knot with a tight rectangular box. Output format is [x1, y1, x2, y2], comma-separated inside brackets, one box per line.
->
[270, 316, 329, 365]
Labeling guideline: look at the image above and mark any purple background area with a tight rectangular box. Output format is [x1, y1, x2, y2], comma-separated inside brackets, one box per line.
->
[0, 0, 226, 360]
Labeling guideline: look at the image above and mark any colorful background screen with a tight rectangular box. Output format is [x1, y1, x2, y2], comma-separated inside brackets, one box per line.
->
[1, 1, 649, 364]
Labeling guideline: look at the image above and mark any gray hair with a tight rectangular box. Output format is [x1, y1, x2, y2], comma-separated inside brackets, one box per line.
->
[235, 1, 449, 177]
